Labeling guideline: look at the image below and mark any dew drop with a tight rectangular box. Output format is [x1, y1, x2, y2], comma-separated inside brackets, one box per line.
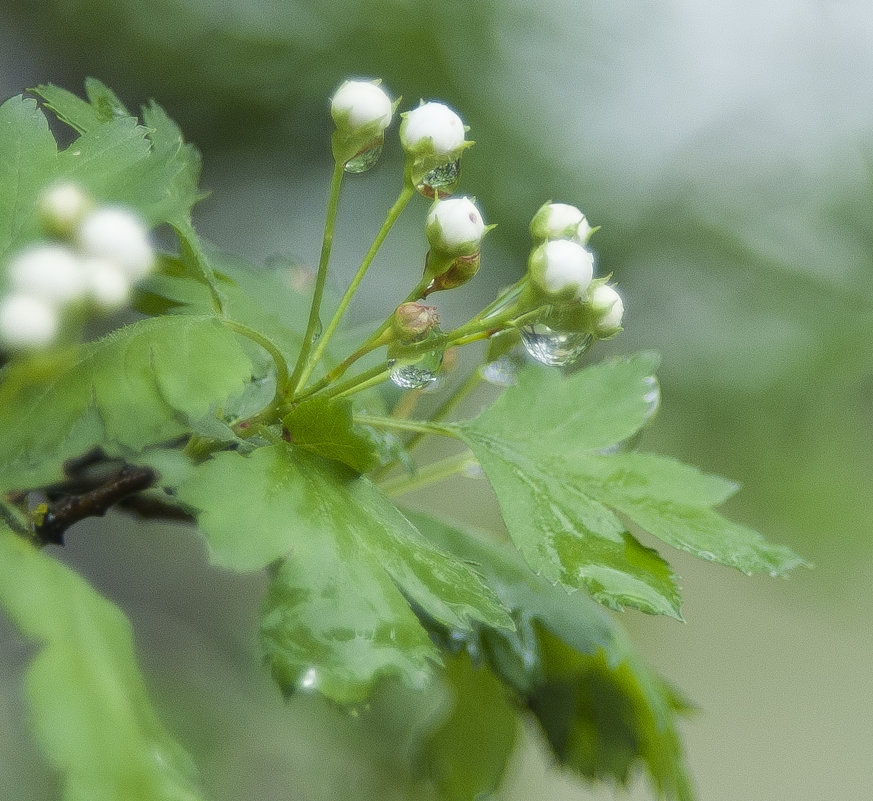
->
[461, 459, 485, 479]
[521, 324, 592, 367]
[642, 375, 661, 418]
[298, 667, 319, 690]
[480, 356, 518, 387]
[388, 347, 443, 389]
[416, 160, 461, 198]
[344, 141, 383, 173]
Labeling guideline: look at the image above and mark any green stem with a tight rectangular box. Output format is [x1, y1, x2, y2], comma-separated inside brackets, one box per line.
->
[288, 160, 345, 393]
[296, 182, 417, 392]
[403, 367, 484, 453]
[377, 451, 479, 498]
[353, 414, 459, 439]
[223, 319, 289, 422]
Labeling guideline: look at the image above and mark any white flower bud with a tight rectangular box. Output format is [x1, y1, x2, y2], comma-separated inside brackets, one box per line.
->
[426, 197, 488, 256]
[8, 244, 87, 304]
[331, 79, 393, 132]
[530, 239, 595, 299]
[82, 257, 131, 309]
[530, 202, 594, 244]
[0, 293, 59, 348]
[77, 207, 154, 280]
[401, 102, 466, 156]
[39, 182, 91, 236]
[589, 283, 624, 333]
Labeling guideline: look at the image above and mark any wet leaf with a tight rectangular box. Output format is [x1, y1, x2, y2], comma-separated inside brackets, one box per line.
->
[450, 354, 804, 608]
[0, 525, 206, 801]
[408, 511, 693, 801]
[0, 315, 252, 492]
[177, 444, 513, 702]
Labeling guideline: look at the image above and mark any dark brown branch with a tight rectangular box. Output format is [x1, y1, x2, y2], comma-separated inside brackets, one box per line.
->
[35, 465, 158, 545]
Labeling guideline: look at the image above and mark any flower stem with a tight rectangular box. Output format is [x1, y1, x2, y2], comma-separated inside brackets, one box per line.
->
[295, 182, 417, 392]
[354, 413, 459, 439]
[376, 451, 478, 498]
[288, 160, 345, 393]
[223, 319, 289, 422]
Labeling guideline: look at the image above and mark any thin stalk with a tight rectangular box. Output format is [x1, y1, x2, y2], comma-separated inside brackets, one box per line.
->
[296, 182, 416, 391]
[377, 451, 478, 498]
[288, 160, 345, 393]
[223, 319, 289, 422]
[353, 414, 459, 439]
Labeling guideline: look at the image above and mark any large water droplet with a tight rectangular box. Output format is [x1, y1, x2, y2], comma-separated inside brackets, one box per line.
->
[521, 324, 592, 367]
[480, 356, 518, 387]
[416, 160, 460, 198]
[344, 141, 383, 173]
[388, 348, 443, 389]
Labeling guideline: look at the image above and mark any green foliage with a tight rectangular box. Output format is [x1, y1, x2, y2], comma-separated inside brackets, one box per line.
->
[450, 354, 805, 619]
[0, 81, 806, 801]
[176, 444, 513, 702]
[0, 524, 205, 801]
[0, 315, 252, 491]
[409, 511, 692, 800]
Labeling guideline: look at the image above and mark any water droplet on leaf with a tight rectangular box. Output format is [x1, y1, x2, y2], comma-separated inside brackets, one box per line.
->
[480, 356, 518, 387]
[298, 666, 319, 690]
[416, 160, 460, 198]
[521, 323, 592, 366]
[344, 141, 384, 173]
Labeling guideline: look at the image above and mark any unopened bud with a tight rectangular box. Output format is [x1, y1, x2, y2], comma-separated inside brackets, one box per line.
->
[425, 197, 488, 257]
[331, 79, 395, 171]
[8, 244, 87, 305]
[77, 206, 154, 280]
[0, 293, 59, 348]
[528, 239, 595, 300]
[589, 283, 624, 336]
[401, 102, 467, 157]
[39, 182, 92, 237]
[424, 252, 481, 295]
[392, 302, 440, 340]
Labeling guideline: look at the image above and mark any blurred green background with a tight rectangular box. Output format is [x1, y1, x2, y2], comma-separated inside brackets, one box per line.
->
[1, 1, 871, 798]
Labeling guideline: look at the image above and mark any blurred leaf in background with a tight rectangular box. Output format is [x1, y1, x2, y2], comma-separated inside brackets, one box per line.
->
[1, 0, 871, 799]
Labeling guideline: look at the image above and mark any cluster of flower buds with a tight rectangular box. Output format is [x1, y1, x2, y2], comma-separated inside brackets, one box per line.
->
[0, 183, 154, 349]
[330, 80, 473, 198]
[526, 201, 623, 339]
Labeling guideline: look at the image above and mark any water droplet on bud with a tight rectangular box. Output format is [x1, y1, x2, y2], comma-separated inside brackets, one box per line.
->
[344, 141, 383, 173]
[416, 160, 460, 198]
[388, 348, 443, 389]
[521, 324, 592, 367]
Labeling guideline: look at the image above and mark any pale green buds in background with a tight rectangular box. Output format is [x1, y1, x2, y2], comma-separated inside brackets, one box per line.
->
[330, 79, 395, 172]
[39, 182, 92, 237]
[7, 244, 87, 305]
[77, 206, 155, 280]
[0, 293, 59, 348]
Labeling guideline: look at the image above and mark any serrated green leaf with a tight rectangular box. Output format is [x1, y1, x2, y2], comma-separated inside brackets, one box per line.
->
[177, 444, 513, 702]
[421, 651, 518, 801]
[0, 94, 58, 258]
[407, 511, 692, 801]
[261, 541, 436, 705]
[30, 83, 103, 134]
[0, 525, 206, 801]
[454, 429, 683, 618]
[0, 315, 251, 492]
[284, 397, 383, 473]
[450, 354, 804, 600]
[29, 82, 203, 227]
